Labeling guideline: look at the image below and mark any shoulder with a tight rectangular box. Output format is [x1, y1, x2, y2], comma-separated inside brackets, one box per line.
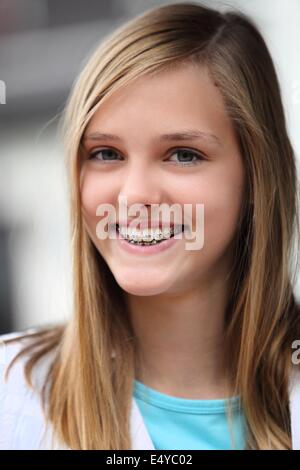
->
[0, 328, 55, 392]
[0, 329, 64, 449]
[289, 365, 300, 393]
[0, 329, 41, 392]
[289, 365, 300, 450]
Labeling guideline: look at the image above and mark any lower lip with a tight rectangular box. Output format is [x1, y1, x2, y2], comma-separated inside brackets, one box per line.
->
[114, 227, 184, 255]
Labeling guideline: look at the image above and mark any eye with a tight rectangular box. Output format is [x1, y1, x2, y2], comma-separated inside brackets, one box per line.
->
[87, 147, 206, 166]
[167, 148, 206, 166]
[88, 148, 123, 162]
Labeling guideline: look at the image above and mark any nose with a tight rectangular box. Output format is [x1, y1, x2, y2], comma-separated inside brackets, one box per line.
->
[117, 159, 162, 212]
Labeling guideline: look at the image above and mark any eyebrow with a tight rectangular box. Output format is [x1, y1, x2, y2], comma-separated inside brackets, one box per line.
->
[82, 129, 222, 147]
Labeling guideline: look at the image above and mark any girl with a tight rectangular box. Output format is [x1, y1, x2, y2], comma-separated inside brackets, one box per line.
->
[1, 1, 300, 450]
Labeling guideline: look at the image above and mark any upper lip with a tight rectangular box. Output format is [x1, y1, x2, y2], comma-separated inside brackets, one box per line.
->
[116, 220, 184, 230]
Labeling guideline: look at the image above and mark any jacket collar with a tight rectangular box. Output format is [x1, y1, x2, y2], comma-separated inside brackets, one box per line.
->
[289, 366, 300, 450]
[130, 397, 155, 450]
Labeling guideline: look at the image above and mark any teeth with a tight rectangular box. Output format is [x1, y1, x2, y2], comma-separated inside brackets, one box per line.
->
[117, 225, 183, 242]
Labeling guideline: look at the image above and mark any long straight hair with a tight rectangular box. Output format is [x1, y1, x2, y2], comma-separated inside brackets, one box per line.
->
[4, 2, 300, 449]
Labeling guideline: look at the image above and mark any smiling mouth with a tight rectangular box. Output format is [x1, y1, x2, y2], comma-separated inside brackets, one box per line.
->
[115, 224, 185, 246]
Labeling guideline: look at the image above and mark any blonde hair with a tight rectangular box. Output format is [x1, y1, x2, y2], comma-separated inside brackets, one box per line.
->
[4, 1, 300, 449]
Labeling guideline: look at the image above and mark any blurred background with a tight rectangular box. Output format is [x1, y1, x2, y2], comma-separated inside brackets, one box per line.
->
[0, 0, 299, 334]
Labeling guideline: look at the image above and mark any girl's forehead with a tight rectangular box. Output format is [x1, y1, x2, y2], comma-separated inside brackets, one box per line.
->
[84, 64, 232, 143]
[89, 63, 217, 111]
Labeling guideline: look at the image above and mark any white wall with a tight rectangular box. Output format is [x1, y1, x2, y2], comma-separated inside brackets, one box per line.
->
[0, 122, 72, 330]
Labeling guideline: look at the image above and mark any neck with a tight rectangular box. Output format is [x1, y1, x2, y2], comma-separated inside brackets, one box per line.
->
[127, 276, 233, 400]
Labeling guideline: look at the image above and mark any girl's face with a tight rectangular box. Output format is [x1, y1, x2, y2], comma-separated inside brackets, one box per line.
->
[80, 63, 245, 296]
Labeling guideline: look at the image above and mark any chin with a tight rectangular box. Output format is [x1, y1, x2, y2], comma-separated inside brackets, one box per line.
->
[114, 275, 169, 297]
[121, 286, 166, 296]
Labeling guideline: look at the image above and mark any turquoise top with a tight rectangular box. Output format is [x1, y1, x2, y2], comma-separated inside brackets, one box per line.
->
[133, 379, 247, 450]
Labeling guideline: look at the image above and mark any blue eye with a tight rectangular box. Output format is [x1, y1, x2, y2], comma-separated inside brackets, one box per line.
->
[89, 148, 122, 162]
[88, 148, 205, 166]
[168, 149, 205, 166]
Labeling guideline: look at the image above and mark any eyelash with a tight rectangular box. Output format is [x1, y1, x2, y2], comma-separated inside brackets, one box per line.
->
[88, 147, 206, 167]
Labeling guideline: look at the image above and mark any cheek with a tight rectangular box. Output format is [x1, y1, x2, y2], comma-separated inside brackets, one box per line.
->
[80, 171, 112, 220]
[80, 171, 113, 238]
[81, 173, 100, 219]
[187, 162, 245, 255]
[202, 165, 245, 253]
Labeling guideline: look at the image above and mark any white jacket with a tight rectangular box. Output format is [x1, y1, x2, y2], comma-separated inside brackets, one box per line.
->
[0, 331, 299, 450]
